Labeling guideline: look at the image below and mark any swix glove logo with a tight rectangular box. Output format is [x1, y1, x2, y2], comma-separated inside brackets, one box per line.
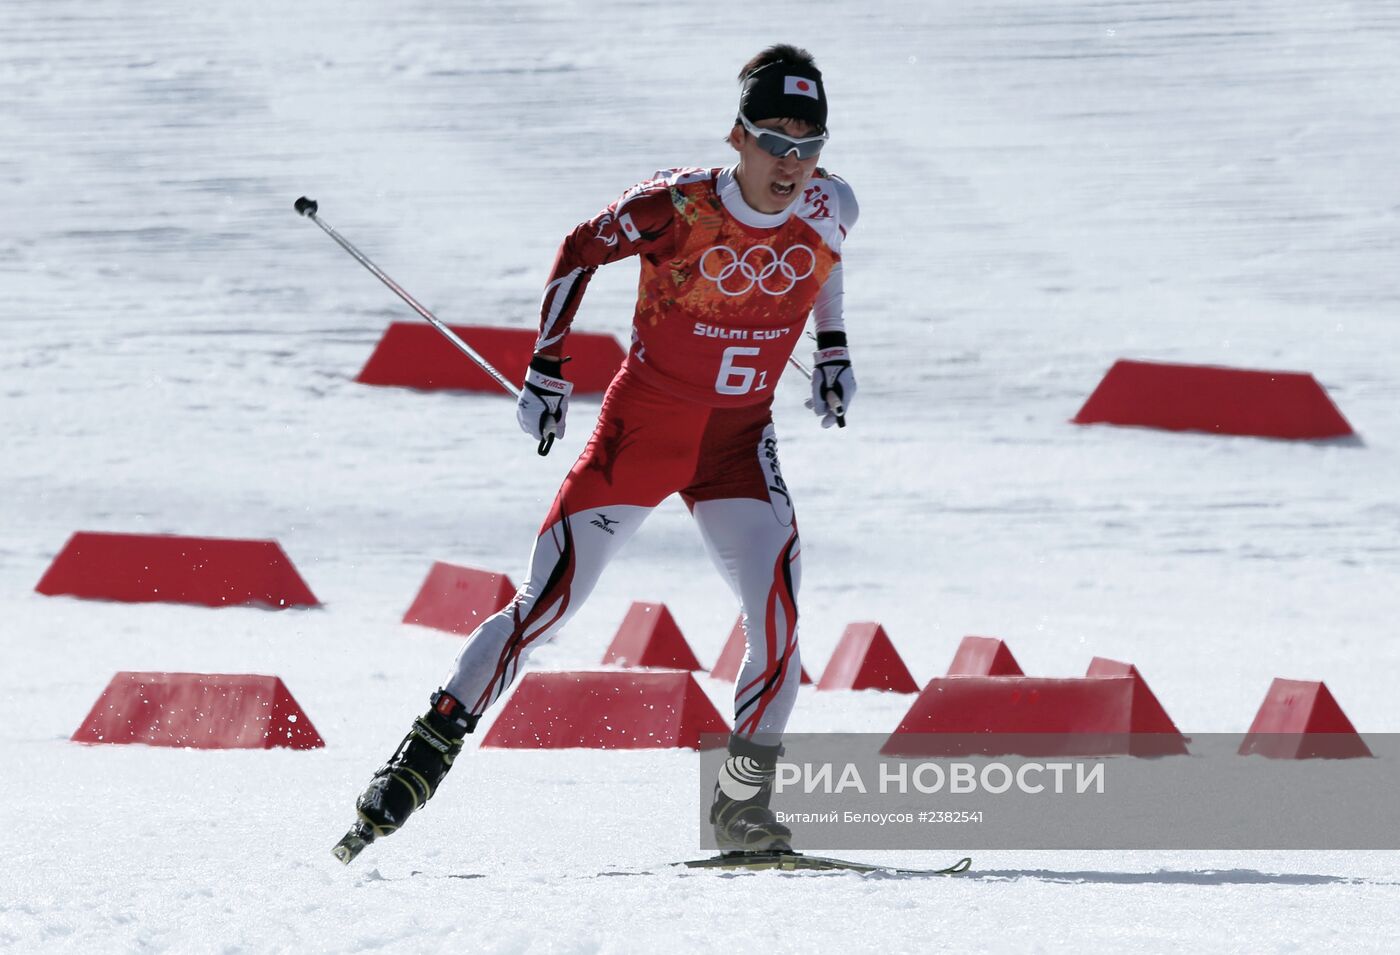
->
[590, 513, 620, 535]
[700, 243, 815, 297]
[757, 426, 794, 527]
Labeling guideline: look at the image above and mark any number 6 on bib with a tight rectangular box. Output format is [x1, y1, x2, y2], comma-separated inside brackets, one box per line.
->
[715, 345, 770, 396]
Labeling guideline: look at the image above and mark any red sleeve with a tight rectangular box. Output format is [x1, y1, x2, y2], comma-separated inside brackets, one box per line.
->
[534, 179, 678, 360]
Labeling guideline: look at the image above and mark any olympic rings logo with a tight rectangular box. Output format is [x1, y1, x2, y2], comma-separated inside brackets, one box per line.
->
[699, 243, 816, 296]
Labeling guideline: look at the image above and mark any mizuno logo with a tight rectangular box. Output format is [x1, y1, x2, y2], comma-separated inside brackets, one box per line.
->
[590, 513, 620, 535]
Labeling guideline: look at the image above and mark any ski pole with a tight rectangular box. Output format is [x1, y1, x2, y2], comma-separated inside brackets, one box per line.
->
[293, 196, 556, 456]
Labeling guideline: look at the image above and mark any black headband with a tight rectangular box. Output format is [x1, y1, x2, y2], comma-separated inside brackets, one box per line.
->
[738, 60, 827, 131]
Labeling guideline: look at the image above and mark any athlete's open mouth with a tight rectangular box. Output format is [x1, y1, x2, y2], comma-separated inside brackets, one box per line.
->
[772, 180, 796, 199]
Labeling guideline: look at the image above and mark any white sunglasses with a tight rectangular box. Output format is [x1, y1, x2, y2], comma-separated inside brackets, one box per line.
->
[738, 113, 828, 160]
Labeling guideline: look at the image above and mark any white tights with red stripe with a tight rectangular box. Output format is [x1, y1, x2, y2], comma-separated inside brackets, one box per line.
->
[442, 497, 803, 740]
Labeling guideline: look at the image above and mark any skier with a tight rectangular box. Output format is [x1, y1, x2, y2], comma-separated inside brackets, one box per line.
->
[336, 43, 858, 862]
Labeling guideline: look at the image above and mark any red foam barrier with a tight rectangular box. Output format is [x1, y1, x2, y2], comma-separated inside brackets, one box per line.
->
[947, 636, 1024, 676]
[35, 531, 319, 609]
[1085, 657, 1186, 747]
[355, 323, 625, 394]
[71, 672, 324, 749]
[480, 670, 727, 749]
[402, 561, 515, 636]
[709, 615, 812, 684]
[1073, 359, 1354, 440]
[1238, 679, 1371, 759]
[602, 602, 703, 671]
[816, 622, 919, 694]
[882, 674, 1188, 757]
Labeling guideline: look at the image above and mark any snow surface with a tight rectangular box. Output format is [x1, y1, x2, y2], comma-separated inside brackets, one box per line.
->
[4, 0, 1400, 951]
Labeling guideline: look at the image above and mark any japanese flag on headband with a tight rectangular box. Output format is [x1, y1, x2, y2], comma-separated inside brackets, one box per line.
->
[785, 76, 820, 100]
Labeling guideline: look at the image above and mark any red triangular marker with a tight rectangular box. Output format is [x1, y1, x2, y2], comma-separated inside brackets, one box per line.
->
[947, 636, 1024, 676]
[817, 622, 918, 693]
[402, 561, 515, 635]
[603, 602, 703, 671]
[710, 615, 812, 684]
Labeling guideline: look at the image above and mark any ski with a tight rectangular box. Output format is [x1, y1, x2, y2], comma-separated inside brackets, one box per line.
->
[331, 822, 376, 865]
[678, 851, 973, 876]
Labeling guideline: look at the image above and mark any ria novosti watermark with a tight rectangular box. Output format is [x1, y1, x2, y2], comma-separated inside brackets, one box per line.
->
[776, 759, 1105, 796]
[698, 734, 1400, 850]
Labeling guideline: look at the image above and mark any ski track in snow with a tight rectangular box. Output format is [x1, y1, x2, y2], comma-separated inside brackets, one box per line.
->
[3, 0, 1400, 951]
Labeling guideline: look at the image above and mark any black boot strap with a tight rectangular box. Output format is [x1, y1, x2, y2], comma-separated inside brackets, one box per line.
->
[411, 717, 464, 756]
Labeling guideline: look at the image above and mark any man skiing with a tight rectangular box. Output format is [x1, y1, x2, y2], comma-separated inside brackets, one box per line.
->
[335, 43, 858, 863]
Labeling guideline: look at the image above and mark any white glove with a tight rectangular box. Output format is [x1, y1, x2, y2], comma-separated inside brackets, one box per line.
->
[516, 357, 573, 445]
[805, 346, 856, 428]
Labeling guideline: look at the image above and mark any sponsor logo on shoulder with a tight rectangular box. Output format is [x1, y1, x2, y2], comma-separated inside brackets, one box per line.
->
[803, 184, 832, 219]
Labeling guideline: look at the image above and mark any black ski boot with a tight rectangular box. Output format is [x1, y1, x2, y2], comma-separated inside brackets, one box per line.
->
[709, 735, 793, 853]
[332, 690, 478, 864]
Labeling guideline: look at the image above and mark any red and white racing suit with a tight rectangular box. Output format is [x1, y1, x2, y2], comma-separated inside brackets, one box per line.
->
[444, 165, 857, 739]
